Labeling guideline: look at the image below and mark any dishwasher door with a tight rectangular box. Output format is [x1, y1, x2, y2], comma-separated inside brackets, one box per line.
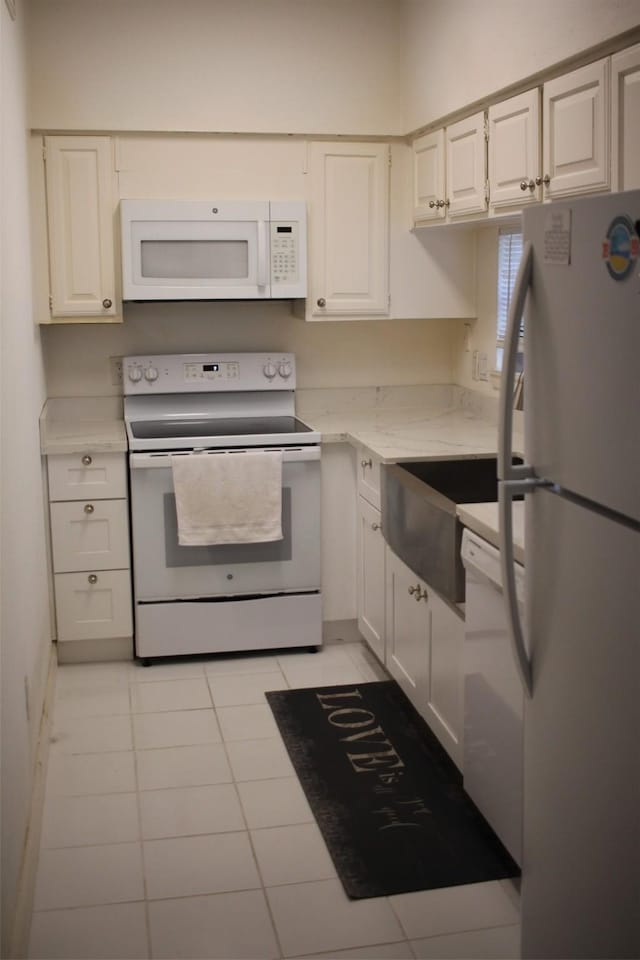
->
[461, 528, 524, 865]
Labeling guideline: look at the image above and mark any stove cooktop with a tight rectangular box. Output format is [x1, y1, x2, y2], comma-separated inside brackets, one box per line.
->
[129, 416, 314, 441]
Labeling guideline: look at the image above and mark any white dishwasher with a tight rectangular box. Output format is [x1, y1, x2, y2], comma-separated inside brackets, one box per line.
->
[461, 527, 524, 866]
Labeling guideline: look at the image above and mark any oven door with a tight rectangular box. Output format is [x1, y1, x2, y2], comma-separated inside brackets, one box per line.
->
[129, 447, 321, 600]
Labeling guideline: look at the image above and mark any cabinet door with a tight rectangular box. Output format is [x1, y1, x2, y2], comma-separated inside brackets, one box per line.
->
[50, 500, 130, 573]
[308, 142, 389, 318]
[356, 448, 381, 510]
[542, 58, 610, 199]
[356, 496, 385, 662]
[611, 43, 640, 191]
[413, 130, 446, 223]
[446, 111, 488, 218]
[425, 589, 464, 770]
[55, 569, 133, 642]
[44, 136, 119, 320]
[47, 452, 127, 502]
[489, 89, 541, 211]
[385, 549, 430, 713]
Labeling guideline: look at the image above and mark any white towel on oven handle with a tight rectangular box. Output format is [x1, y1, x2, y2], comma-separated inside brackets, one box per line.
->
[171, 450, 283, 546]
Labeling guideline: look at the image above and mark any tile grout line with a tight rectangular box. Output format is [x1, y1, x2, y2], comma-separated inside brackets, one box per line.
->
[128, 679, 153, 960]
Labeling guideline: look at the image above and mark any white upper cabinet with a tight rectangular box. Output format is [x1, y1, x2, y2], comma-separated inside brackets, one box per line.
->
[307, 141, 389, 319]
[611, 43, 640, 191]
[542, 57, 610, 199]
[44, 136, 120, 322]
[488, 88, 541, 212]
[413, 113, 487, 224]
[413, 129, 446, 223]
[445, 112, 488, 219]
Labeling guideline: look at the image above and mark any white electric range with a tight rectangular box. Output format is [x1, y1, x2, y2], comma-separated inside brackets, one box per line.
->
[123, 352, 322, 663]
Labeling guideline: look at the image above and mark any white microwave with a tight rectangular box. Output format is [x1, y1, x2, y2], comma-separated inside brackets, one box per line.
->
[120, 199, 307, 301]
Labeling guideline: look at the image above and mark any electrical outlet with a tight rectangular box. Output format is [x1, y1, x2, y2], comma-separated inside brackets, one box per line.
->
[109, 356, 123, 386]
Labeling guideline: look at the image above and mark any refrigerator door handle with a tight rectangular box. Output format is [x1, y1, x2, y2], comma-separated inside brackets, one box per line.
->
[498, 241, 534, 483]
[499, 478, 535, 697]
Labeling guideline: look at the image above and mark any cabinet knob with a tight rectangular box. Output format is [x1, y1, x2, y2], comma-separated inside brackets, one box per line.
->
[409, 584, 428, 601]
[428, 200, 436, 209]
[361, 458, 372, 469]
[317, 297, 326, 308]
[87, 574, 98, 585]
[81, 455, 92, 466]
[536, 175, 551, 186]
[371, 522, 380, 531]
[520, 179, 536, 192]
[84, 503, 95, 514]
[102, 298, 113, 309]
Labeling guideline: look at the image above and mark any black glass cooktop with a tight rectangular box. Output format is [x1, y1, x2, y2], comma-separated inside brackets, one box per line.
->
[129, 416, 313, 440]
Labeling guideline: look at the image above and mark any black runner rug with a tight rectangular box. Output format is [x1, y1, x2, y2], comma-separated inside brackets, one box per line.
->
[266, 680, 519, 899]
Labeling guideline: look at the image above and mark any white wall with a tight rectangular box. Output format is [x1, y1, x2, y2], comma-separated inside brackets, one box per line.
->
[41, 306, 459, 397]
[0, 1, 52, 953]
[400, 0, 640, 132]
[27, 0, 402, 136]
[452, 226, 502, 396]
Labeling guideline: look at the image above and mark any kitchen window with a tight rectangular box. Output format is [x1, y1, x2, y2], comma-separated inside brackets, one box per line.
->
[496, 227, 524, 374]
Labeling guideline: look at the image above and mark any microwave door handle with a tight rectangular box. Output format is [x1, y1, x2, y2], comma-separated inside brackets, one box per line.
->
[257, 220, 268, 289]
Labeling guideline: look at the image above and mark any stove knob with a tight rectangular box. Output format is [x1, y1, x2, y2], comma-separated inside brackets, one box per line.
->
[263, 361, 277, 380]
[278, 360, 292, 379]
[128, 366, 143, 383]
[144, 366, 159, 383]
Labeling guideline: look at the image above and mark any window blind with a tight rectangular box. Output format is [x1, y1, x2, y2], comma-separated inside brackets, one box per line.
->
[496, 228, 524, 343]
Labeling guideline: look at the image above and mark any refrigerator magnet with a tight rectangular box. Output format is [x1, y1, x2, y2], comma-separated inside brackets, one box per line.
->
[602, 215, 639, 281]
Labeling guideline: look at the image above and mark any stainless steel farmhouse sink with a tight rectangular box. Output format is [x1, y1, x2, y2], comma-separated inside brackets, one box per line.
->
[381, 457, 522, 604]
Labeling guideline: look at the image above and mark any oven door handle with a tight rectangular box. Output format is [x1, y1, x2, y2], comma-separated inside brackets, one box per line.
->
[129, 447, 321, 468]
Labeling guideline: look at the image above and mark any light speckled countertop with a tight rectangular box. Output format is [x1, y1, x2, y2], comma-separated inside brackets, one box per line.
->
[457, 501, 525, 565]
[40, 384, 525, 469]
[297, 384, 523, 463]
[40, 398, 127, 454]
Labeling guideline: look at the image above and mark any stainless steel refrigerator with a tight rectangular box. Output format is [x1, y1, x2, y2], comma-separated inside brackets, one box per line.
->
[498, 189, 640, 959]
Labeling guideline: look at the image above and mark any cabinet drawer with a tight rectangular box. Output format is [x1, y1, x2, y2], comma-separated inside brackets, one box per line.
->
[356, 450, 381, 509]
[48, 452, 127, 502]
[54, 569, 133, 642]
[50, 499, 130, 572]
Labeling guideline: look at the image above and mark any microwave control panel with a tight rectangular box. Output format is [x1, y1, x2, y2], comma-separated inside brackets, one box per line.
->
[270, 222, 299, 285]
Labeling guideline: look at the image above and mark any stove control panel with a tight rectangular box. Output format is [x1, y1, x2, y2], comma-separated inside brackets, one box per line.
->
[123, 353, 297, 394]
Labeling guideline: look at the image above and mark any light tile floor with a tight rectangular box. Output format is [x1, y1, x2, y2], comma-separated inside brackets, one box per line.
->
[28, 641, 521, 959]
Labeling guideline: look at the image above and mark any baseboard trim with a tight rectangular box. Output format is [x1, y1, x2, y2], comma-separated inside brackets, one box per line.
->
[8, 645, 57, 959]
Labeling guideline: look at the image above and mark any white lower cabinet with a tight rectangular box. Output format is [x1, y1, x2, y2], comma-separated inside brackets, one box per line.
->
[356, 495, 385, 662]
[54, 570, 133, 643]
[425, 588, 464, 770]
[384, 547, 464, 770]
[46, 451, 133, 661]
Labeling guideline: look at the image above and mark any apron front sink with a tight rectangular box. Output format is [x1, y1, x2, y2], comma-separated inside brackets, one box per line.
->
[381, 457, 521, 604]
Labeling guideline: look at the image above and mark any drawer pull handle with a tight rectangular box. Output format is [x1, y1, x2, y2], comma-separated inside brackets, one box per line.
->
[361, 458, 372, 469]
[87, 574, 98, 585]
[81, 455, 92, 466]
[84, 503, 95, 514]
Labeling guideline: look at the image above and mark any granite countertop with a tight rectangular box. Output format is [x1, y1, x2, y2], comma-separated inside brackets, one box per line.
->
[39, 384, 524, 466]
[457, 501, 525, 565]
[298, 384, 523, 463]
[40, 397, 127, 455]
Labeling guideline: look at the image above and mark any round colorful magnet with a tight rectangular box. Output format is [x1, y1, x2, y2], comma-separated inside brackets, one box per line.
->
[602, 215, 639, 281]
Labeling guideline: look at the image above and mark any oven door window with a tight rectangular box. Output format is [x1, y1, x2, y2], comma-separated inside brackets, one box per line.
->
[163, 489, 292, 566]
[129, 458, 320, 600]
